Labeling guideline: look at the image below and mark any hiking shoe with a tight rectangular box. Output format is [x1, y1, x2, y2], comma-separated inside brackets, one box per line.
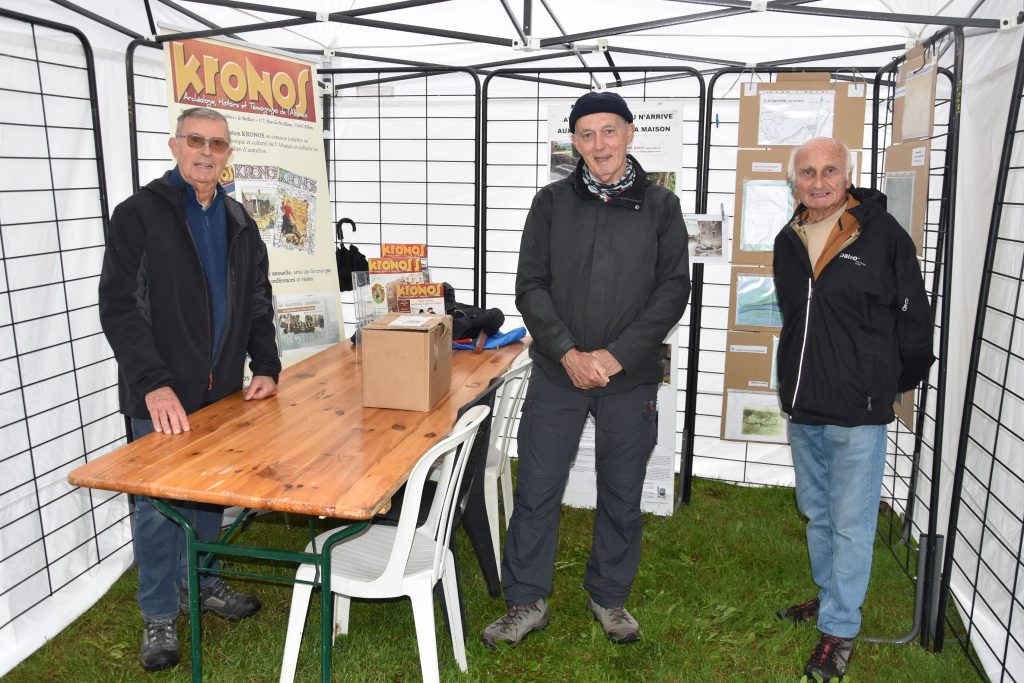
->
[179, 579, 261, 621]
[802, 632, 854, 682]
[481, 599, 549, 649]
[588, 598, 640, 644]
[777, 596, 820, 624]
[140, 619, 179, 672]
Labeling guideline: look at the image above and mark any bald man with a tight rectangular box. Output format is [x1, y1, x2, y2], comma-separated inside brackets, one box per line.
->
[772, 137, 934, 682]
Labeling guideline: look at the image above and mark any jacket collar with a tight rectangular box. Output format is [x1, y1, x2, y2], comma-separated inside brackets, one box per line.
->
[146, 170, 247, 231]
[569, 154, 650, 206]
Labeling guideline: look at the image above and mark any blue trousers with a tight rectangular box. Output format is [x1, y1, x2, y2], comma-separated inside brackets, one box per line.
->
[788, 421, 888, 639]
[130, 418, 223, 622]
[501, 372, 658, 608]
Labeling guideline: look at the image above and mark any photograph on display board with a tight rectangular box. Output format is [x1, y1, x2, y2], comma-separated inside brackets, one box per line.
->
[734, 271, 783, 329]
[722, 388, 789, 444]
[684, 214, 727, 263]
[550, 140, 578, 181]
[273, 290, 342, 357]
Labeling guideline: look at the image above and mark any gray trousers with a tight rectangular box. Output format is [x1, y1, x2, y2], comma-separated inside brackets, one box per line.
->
[501, 370, 658, 608]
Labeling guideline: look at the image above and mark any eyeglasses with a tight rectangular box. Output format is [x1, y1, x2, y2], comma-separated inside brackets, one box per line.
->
[176, 133, 230, 154]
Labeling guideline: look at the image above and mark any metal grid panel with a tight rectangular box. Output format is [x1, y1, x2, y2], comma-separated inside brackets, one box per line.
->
[325, 68, 480, 338]
[0, 10, 127, 633]
[941, 33, 1024, 682]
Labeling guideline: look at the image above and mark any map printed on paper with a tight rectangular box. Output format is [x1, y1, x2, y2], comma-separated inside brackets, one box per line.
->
[758, 90, 835, 146]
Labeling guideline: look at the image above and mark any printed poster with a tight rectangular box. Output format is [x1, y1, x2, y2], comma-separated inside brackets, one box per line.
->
[164, 35, 341, 369]
[548, 101, 683, 189]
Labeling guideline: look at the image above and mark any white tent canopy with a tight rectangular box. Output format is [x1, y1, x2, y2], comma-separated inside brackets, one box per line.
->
[1, 0, 1022, 678]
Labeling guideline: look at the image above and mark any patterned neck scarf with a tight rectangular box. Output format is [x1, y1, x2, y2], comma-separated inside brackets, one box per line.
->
[582, 157, 635, 202]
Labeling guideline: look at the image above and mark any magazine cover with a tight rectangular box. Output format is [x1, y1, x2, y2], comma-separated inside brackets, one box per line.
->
[274, 167, 317, 255]
[232, 163, 280, 245]
[396, 282, 445, 314]
[368, 256, 425, 316]
[382, 243, 429, 280]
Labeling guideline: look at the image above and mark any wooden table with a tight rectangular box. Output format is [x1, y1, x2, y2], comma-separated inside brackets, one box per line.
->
[69, 340, 526, 681]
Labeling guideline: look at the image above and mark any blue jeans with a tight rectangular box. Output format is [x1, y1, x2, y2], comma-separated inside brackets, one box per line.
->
[788, 421, 888, 639]
[130, 418, 224, 622]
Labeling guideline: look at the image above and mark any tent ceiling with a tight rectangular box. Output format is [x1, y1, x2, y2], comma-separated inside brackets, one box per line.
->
[139, 0, 1008, 73]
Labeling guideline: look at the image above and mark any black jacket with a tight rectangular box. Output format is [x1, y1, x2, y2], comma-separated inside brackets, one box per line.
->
[98, 171, 281, 419]
[773, 186, 934, 426]
[516, 156, 691, 395]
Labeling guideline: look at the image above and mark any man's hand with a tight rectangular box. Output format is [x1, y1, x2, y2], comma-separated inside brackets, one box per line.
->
[591, 349, 623, 378]
[560, 348, 610, 390]
[245, 375, 278, 401]
[145, 386, 189, 434]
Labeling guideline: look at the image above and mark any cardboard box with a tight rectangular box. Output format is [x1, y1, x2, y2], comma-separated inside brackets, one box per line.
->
[361, 313, 453, 411]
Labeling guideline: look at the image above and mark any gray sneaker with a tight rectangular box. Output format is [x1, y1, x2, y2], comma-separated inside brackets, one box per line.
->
[179, 579, 261, 621]
[140, 618, 180, 672]
[588, 598, 640, 644]
[481, 598, 549, 649]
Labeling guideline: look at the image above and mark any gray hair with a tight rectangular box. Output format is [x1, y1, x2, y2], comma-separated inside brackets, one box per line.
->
[175, 107, 231, 143]
[787, 137, 855, 183]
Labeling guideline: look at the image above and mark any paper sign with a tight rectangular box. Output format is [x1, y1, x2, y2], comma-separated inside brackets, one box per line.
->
[388, 315, 432, 327]
[751, 162, 782, 173]
[911, 146, 927, 167]
[848, 83, 865, 97]
[730, 344, 768, 354]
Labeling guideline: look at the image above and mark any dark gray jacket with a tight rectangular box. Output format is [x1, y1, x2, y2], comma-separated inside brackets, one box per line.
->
[98, 171, 281, 419]
[515, 156, 691, 395]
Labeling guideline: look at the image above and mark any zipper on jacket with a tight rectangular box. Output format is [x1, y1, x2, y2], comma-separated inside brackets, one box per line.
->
[902, 297, 909, 312]
[790, 277, 813, 409]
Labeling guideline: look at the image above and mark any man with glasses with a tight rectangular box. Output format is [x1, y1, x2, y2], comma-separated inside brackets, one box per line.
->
[98, 107, 281, 672]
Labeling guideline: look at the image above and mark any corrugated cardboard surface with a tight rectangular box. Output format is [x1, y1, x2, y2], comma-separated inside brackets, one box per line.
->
[737, 73, 867, 151]
[361, 313, 453, 411]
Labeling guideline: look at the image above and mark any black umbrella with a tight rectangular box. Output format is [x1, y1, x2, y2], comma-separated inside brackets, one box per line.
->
[335, 217, 369, 292]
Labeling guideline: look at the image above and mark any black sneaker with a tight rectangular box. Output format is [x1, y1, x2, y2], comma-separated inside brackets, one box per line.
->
[179, 579, 261, 621]
[803, 632, 854, 682]
[777, 596, 820, 624]
[140, 619, 179, 672]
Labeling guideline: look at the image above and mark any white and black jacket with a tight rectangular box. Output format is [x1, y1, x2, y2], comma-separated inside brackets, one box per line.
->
[773, 186, 934, 426]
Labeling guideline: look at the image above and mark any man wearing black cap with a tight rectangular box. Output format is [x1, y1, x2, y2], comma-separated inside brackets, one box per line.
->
[482, 91, 690, 648]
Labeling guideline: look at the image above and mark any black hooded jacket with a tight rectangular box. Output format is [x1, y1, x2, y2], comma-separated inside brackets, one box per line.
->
[773, 186, 934, 426]
[98, 171, 281, 419]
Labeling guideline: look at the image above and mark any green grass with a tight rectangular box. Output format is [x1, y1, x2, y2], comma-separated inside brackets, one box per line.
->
[8, 478, 980, 682]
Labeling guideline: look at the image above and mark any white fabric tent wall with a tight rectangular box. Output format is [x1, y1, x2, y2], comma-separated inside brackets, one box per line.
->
[0, 0, 1021, 678]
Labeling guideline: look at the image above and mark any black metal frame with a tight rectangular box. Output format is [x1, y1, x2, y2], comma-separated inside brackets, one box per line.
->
[0, 5, 122, 631]
[937, 30, 1024, 681]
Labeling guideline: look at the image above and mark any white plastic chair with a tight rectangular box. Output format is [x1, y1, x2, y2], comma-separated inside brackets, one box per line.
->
[278, 405, 491, 683]
[482, 348, 533, 579]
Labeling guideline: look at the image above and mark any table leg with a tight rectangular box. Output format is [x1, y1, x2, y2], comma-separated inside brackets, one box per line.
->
[149, 499, 202, 681]
[318, 523, 369, 683]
